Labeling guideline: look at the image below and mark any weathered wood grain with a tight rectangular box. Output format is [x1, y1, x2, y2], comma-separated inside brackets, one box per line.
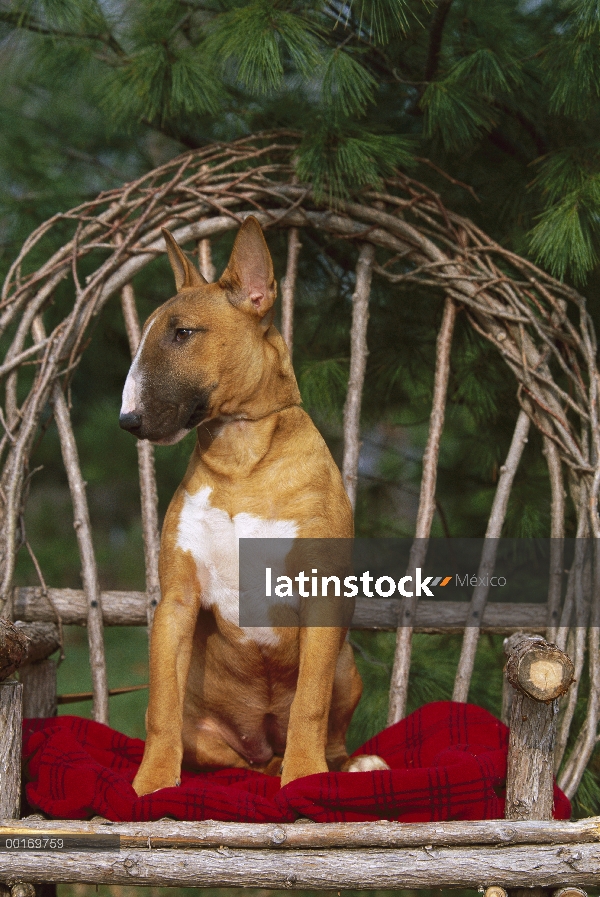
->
[506, 637, 574, 702]
[13, 624, 59, 667]
[0, 843, 599, 888]
[20, 660, 57, 719]
[0, 683, 22, 818]
[1, 817, 599, 848]
[505, 685, 557, 821]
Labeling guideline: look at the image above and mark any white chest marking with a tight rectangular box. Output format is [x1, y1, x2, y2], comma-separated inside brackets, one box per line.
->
[176, 486, 298, 646]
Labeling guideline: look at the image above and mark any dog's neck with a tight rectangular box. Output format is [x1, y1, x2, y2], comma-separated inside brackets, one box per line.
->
[195, 414, 280, 478]
[195, 326, 300, 478]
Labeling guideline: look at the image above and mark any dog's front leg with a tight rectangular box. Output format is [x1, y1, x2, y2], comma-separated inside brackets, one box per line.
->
[280, 627, 345, 786]
[132, 560, 201, 797]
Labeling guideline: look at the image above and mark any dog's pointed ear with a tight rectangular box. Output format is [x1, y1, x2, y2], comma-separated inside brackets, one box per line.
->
[220, 217, 276, 319]
[162, 228, 207, 292]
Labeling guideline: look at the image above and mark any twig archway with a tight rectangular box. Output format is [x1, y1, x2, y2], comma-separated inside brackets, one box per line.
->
[1, 131, 598, 799]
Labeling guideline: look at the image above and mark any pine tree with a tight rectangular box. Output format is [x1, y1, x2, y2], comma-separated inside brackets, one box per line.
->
[2, 2, 600, 807]
[1, 0, 599, 283]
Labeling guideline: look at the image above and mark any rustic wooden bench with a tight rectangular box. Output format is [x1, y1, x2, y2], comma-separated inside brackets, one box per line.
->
[0, 133, 598, 894]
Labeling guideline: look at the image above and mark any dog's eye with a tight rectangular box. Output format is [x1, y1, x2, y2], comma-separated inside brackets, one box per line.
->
[174, 328, 193, 343]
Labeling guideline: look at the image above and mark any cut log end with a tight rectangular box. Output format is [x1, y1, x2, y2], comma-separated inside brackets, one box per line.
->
[504, 633, 575, 822]
[484, 887, 508, 897]
[10, 884, 36, 897]
[0, 619, 30, 682]
[552, 889, 588, 897]
[505, 635, 574, 703]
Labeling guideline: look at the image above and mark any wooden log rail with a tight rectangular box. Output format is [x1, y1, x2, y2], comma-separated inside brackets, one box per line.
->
[0, 817, 597, 890]
[0, 834, 597, 889]
[1, 816, 600, 848]
[7, 588, 548, 633]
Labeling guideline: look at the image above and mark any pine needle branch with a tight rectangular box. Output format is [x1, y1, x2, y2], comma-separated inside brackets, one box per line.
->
[0, 9, 127, 59]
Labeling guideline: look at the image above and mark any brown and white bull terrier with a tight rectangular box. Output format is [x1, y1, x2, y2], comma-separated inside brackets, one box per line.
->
[120, 216, 388, 794]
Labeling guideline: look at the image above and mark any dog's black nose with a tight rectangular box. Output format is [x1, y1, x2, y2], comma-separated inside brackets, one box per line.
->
[119, 412, 142, 433]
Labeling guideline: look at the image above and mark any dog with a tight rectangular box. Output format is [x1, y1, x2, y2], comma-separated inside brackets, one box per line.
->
[120, 216, 389, 794]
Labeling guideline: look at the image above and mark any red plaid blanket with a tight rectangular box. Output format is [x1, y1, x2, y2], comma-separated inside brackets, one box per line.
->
[22, 701, 570, 823]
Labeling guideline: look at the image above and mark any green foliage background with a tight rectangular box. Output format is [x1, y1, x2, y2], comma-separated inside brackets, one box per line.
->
[2, 1, 600, 893]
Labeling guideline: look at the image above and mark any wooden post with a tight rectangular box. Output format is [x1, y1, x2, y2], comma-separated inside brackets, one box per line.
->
[505, 634, 574, 821]
[501, 671, 513, 726]
[0, 620, 57, 897]
[0, 621, 30, 845]
[14, 663, 58, 897]
[0, 680, 22, 818]
[20, 660, 57, 719]
[504, 635, 576, 897]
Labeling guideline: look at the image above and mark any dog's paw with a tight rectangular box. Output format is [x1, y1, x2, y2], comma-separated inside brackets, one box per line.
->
[280, 755, 328, 786]
[344, 754, 391, 773]
[132, 767, 181, 796]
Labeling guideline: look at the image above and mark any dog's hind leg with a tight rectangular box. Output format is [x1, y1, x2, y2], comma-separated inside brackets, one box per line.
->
[182, 721, 252, 770]
[260, 755, 284, 776]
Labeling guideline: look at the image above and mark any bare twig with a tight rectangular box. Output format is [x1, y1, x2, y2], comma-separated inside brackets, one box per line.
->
[452, 409, 531, 703]
[281, 227, 301, 355]
[388, 297, 457, 724]
[50, 381, 109, 724]
[28, 315, 108, 723]
[544, 437, 564, 643]
[342, 243, 375, 510]
[22, 527, 64, 661]
[117, 260, 161, 633]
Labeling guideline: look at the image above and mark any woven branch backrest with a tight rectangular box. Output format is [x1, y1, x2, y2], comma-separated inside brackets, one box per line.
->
[0, 132, 598, 800]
